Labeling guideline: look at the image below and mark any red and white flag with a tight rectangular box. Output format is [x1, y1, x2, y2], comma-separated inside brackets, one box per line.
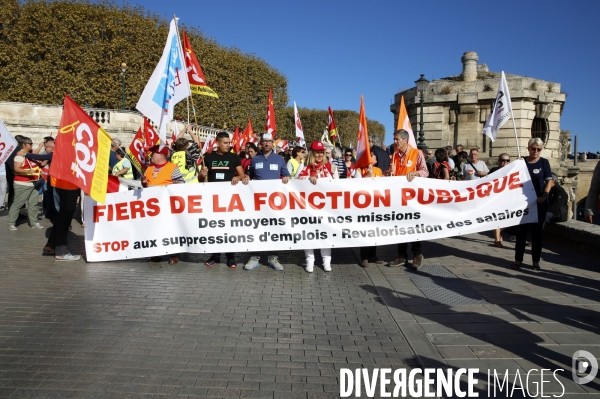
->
[293, 101, 305, 146]
[201, 133, 214, 155]
[231, 126, 241, 153]
[265, 88, 276, 139]
[328, 106, 338, 142]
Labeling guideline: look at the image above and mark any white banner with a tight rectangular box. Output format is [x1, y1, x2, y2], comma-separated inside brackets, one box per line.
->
[0, 119, 18, 168]
[84, 161, 538, 262]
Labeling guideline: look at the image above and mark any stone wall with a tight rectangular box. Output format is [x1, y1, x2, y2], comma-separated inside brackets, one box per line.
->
[0, 101, 222, 146]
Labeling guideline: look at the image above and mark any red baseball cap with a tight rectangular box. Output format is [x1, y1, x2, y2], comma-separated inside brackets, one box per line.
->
[310, 141, 325, 151]
[148, 145, 169, 156]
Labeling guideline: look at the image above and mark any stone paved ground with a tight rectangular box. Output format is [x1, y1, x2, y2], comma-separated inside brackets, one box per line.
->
[0, 207, 599, 398]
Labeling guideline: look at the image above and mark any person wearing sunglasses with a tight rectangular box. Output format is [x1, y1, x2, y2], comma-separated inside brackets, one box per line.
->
[514, 138, 552, 271]
[343, 150, 361, 178]
[489, 154, 511, 247]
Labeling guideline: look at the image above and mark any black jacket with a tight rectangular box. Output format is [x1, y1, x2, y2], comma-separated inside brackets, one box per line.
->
[548, 184, 568, 222]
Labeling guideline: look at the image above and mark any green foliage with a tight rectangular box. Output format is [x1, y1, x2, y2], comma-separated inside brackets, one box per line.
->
[274, 107, 385, 147]
[0, 0, 386, 142]
[0, 0, 287, 128]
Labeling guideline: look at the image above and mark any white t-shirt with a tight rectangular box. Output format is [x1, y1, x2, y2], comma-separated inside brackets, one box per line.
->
[0, 163, 5, 176]
[462, 160, 489, 180]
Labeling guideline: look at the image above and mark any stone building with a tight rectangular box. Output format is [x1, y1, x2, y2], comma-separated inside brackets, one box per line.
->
[390, 52, 581, 215]
[390, 51, 567, 167]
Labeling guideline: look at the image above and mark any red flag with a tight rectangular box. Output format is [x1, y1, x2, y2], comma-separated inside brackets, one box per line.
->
[49, 95, 112, 203]
[143, 117, 158, 150]
[355, 95, 372, 168]
[231, 126, 241, 153]
[182, 31, 219, 98]
[265, 88, 276, 139]
[328, 106, 338, 142]
[281, 140, 289, 151]
[242, 118, 255, 146]
[126, 128, 148, 173]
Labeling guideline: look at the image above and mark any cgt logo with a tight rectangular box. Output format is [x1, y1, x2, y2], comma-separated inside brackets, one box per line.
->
[572, 350, 598, 385]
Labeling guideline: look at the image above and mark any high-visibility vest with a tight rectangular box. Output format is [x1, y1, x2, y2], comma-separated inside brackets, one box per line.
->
[145, 163, 177, 187]
[288, 158, 300, 178]
[171, 151, 198, 184]
[392, 147, 419, 176]
[113, 158, 133, 179]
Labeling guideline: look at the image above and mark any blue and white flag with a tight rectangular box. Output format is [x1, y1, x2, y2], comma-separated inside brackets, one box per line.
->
[136, 18, 190, 147]
[483, 71, 512, 142]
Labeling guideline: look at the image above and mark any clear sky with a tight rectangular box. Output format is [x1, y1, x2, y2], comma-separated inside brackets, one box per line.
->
[117, 0, 599, 151]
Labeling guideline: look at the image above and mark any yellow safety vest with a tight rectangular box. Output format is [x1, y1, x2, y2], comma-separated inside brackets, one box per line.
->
[113, 158, 133, 179]
[171, 151, 198, 184]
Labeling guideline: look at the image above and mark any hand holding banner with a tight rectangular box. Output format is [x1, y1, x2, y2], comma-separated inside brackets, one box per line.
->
[0, 119, 18, 168]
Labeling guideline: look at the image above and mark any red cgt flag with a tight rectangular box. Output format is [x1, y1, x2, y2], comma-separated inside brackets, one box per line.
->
[265, 88, 276, 139]
[127, 117, 160, 173]
[182, 31, 219, 98]
[231, 126, 241, 153]
[50, 95, 112, 203]
[328, 106, 338, 142]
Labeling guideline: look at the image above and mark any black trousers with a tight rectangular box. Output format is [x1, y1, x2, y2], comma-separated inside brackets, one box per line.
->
[45, 188, 79, 256]
[515, 204, 547, 263]
[360, 246, 377, 261]
[397, 241, 422, 257]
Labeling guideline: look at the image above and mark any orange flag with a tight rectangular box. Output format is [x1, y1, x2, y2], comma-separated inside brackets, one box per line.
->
[182, 31, 219, 98]
[265, 88, 276, 139]
[50, 95, 112, 203]
[396, 95, 417, 149]
[355, 95, 372, 168]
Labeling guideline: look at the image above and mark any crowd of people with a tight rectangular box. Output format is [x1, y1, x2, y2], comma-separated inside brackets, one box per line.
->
[3, 124, 597, 271]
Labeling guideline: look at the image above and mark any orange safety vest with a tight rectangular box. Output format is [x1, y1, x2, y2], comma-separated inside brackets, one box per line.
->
[50, 176, 79, 190]
[145, 163, 177, 187]
[392, 147, 419, 176]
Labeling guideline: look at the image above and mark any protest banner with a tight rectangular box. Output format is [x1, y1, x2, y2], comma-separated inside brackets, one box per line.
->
[84, 161, 537, 262]
[0, 119, 18, 168]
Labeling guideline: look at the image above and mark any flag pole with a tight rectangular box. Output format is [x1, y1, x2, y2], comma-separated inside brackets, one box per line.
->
[510, 113, 521, 159]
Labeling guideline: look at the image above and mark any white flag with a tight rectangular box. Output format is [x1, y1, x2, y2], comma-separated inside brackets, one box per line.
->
[483, 71, 512, 141]
[0, 118, 19, 168]
[293, 101, 305, 146]
[136, 18, 190, 147]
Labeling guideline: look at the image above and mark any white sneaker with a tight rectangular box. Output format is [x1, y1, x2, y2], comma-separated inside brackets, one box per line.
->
[8, 225, 17, 231]
[305, 261, 314, 273]
[323, 256, 332, 272]
[30, 223, 44, 229]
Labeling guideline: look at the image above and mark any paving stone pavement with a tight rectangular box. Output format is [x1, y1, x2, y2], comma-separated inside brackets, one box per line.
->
[1, 206, 599, 398]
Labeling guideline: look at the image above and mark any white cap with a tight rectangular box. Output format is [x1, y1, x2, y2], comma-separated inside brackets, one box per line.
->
[262, 133, 273, 140]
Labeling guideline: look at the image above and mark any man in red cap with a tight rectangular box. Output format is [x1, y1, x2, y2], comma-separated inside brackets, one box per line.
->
[142, 145, 184, 264]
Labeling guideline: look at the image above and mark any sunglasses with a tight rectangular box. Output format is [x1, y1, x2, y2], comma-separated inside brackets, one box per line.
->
[529, 147, 542, 152]
[500, 159, 510, 163]
[345, 154, 352, 156]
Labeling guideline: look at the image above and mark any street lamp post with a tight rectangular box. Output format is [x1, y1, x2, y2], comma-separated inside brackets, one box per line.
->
[414, 74, 430, 153]
[121, 62, 127, 110]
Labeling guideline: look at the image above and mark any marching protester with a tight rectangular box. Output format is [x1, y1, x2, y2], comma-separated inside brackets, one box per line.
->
[245, 133, 290, 271]
[330, 147, 348, 179]
[324, 143, 339, 177]
[389, 129, 429, 269]
[286, 145, 306, 179]
[431, 148, 451, 180]
[25, 140, 56, 221]
[142, 145, 184, 265]
[358, 150, 384, 267]
[489, 153, 511, 247]
[445, 146, 456, 171]
[453, 144, 464, 165]
[112, 148, 133, 179]
[200, 131, 249, 268]
[241, 142, 257, 174]
[4, 135, 24, 208]
[452, 151, 469, 180]
[297, 141, 334, 273]
[43, 171, 81, 261]
[109, 138, 121, 171]
[171, 137, 199, 184]
[7, 136, 44, 231]
[369, 137, 390, 175]
[513, 138, 553, 271]
[462, 148, 489, 180]
[425, 149, 435, 175]
[343, 148, 361, 178]
[546, 174, 568, 224]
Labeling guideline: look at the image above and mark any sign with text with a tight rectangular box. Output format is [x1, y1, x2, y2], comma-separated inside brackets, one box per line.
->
[84, 161, 537, 262]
